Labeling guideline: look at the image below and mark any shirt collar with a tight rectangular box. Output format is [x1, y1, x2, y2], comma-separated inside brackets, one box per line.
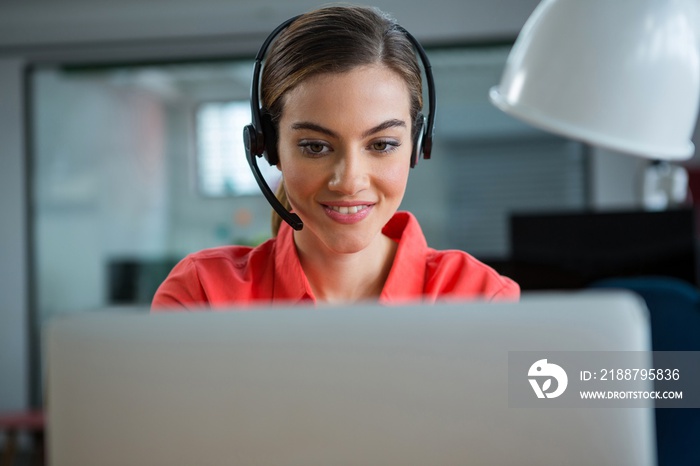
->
[272, 221, 316, 304]
[273, 211, 428, 305]
[379, 211, 428, 304]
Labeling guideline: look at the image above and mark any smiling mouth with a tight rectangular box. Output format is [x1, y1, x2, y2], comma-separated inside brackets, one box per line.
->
[326, 205, 371, 214]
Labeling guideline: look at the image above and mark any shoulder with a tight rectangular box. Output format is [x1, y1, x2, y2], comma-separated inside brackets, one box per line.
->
[383, 211, 519, 301]
[182, 241, 274, 268]
[424, 248, 520, 301]
[151, 240, 276, 310]
[425, 249, 521, 301]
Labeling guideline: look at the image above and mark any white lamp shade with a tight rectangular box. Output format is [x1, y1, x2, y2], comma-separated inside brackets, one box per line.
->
[490, 0, 700, 160]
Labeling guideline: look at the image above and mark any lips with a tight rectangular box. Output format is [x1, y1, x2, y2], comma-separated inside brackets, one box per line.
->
[321, 202, 374, 224]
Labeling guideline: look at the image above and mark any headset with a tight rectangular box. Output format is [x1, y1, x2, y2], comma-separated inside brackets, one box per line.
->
[243, 15, 436, 231]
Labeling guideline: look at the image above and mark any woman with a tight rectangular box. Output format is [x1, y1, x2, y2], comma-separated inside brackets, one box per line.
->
[152, 5, 519, 309]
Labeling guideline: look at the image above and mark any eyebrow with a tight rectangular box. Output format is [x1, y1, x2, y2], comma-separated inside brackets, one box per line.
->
[290, 119, 407, 138]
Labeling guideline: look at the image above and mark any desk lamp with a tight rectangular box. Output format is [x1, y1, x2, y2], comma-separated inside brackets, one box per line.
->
[490, 0, 700, 162]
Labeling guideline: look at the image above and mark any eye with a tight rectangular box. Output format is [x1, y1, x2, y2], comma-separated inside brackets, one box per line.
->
[298, 140, 331, 156]
[370, 140, 400, 154]
[308, 143, 325, 153]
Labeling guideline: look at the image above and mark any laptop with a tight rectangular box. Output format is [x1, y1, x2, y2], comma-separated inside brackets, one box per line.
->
[46, 291, 656, 466]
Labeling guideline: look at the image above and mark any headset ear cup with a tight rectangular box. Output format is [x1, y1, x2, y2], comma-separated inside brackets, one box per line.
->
[260, 112, 279, 165]
[411, 113, 426, 168]
[243, 124, 261, 157]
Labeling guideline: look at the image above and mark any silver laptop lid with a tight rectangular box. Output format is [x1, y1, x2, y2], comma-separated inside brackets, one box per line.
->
[46, 291, 655, 466]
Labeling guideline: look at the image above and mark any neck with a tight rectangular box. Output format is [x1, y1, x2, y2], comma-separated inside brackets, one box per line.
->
[294, 233, 398, 304]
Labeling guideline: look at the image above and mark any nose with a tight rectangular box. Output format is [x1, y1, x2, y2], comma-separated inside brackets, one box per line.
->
[328, 150, 370, 195]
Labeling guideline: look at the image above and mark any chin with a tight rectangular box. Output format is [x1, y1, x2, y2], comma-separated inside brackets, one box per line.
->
[321, 235, 375, 255]
[303, 224, 378, 255]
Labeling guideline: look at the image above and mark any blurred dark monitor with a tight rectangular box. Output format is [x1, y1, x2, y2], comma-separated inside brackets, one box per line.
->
[507, 208, 698, 290]
[108, 258, 180, 304]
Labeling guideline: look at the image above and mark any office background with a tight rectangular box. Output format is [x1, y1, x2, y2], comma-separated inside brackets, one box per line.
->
[2, 0, 700, 415]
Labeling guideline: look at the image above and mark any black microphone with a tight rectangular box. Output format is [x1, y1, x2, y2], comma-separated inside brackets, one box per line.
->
[243, 125, 304, 231]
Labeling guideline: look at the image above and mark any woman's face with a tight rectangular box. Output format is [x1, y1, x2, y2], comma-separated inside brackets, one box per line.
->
[277, 64, 413, 255]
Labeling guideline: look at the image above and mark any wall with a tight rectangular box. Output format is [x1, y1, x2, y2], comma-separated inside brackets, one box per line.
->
[589, 149, 649, 210]
[0, 59, 29, 413]
[0, 0, 541, 49]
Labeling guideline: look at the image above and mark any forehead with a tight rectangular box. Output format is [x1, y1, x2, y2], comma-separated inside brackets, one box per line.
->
[281, 64, 412, 124]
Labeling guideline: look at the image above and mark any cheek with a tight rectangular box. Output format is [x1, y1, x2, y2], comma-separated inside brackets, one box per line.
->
[277, 141, 309, 193]
[377, 160, 411, 199]
[278, 157, 323, 199]
[282, 169, 307, 195]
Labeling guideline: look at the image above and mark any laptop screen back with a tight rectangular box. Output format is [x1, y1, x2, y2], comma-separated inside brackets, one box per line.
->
[46, 291, 656, 466]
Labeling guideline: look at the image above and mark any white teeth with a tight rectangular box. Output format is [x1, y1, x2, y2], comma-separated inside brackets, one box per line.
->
[330, 205, 368, 214]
